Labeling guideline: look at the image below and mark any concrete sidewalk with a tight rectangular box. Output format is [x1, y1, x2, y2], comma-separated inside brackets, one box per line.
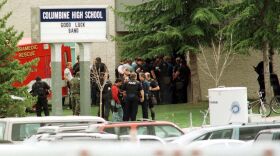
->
[249, 114, 280, 123]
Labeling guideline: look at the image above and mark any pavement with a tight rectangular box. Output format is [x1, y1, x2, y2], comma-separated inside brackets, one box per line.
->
[249, 114, 280, 123]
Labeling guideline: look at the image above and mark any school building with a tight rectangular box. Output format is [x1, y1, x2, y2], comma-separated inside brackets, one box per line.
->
[2, 0, 280, 100]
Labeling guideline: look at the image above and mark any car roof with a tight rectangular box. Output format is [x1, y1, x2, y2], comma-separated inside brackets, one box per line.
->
[54, 132, 117, 137]
[0, 116, 106, 123]
[104, 120, 180, 127]
[86, 121, 183, 133]
[171, 122, 280, 145]
[37, 125, 88, 134]
[35, 132, 118, 142]
[188, 122, 280, 133]
[258, 128, 280, 133]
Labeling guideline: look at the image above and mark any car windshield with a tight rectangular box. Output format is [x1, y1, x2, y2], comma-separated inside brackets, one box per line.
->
[137, 125, 183, 139]
[11, 122, 92, 141]
[12, 123, 41, 141]
[255, 133, 274, 142]
[104, 127, 131, 135]
[171, 129, 207, 145]
[0, 122, 5, 140]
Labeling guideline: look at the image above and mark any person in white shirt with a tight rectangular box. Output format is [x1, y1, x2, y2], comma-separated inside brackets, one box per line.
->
[63, 62, 73, 109]
[64, 62, 73, 82]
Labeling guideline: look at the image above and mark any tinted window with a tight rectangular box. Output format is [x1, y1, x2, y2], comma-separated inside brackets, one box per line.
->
[239, 126, 266, 141]
[104, 127, 130, 135]
[208, 129, 233, 139]
[0, 122, 5, 140]
[274, 133, 280, 140]
[137, 125, 183, 139]
[137, 126, 149, 135]
[265, 125, 280, 129]
[12, 123, 40, 141]
[11, 122, 99, 141]
[255, 133, 273, 142]
[194, 133, 210, 141]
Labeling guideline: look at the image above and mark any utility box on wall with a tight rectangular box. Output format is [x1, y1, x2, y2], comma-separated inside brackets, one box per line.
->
[208, 87, 248, 125]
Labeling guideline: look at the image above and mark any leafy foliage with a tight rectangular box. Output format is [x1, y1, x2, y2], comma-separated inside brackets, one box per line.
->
[222, 0, 280, 52]
[0, 0, 36, 117]
[115, 0, 223, 59]
[222, 0, 280, 101]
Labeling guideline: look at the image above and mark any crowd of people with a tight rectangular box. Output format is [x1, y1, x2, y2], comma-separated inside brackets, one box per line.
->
[115, 56, 191, 104]
[31, 55, 190, 121]
[88, 55, 191, 121]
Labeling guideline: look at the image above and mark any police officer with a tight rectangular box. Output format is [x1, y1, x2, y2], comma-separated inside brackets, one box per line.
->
[139, 73, 149, 119]
[73, 55, 80, 76]
[70, 72, 80, 115]
[145, 72, 160, 120]
[173, 57, 190, 103]
[100, 76, 112, 121]
[122, 72, 144, 121]
[31, 76, 50, 117]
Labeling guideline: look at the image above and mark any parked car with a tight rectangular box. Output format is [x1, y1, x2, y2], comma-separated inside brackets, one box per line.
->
[0, 116, 106, 142]
[185, 139, 245, 149]
[86, 121, 184, 142]
[254, 128, 280, 142]
[171, 122, 280, 145]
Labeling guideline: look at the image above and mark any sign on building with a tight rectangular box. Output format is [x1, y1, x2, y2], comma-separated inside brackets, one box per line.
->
[39, 6, 107, 43]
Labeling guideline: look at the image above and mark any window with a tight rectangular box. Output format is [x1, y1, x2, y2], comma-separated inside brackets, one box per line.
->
[208, 129, 233, 139]
[239, 125, 280, 141]
[137, 125, 183, 139]
[137, 126, 149, 135]
[104, 127, 130, 135]
[11, 122, 99, 141]
[0, 122, 5, 140]
[274, 133, 280, 140]
[12, 123, 41, 141]
[239, 126, 265, 141]
[137, 126, 155, 136]
[255, 133, 273, 142]
[155, 125, 183, 138]
[194, 133, 210, 141]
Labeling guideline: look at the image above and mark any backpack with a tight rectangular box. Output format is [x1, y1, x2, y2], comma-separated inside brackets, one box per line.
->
[34, 82, 47, 97]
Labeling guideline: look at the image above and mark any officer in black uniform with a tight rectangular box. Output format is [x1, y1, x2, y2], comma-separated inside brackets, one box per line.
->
[139, 73, 149, 119]
[31, 76, 50, 116]
[122, 72, 144, 121]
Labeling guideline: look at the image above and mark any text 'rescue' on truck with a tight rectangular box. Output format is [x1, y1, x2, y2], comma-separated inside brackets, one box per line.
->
[13, 43, 72, 98]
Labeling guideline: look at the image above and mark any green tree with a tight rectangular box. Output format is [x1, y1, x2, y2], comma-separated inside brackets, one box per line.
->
[116, 0, 222, 103]
[223, 0, 280, 101]
[0, 0, 36, 117]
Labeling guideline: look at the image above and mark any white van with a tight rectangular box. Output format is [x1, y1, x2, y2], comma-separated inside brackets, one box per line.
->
[0, 116, 106, 143]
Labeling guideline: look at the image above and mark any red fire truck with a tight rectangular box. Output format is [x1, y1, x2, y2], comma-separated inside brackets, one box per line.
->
[13, 43, 72, 97]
